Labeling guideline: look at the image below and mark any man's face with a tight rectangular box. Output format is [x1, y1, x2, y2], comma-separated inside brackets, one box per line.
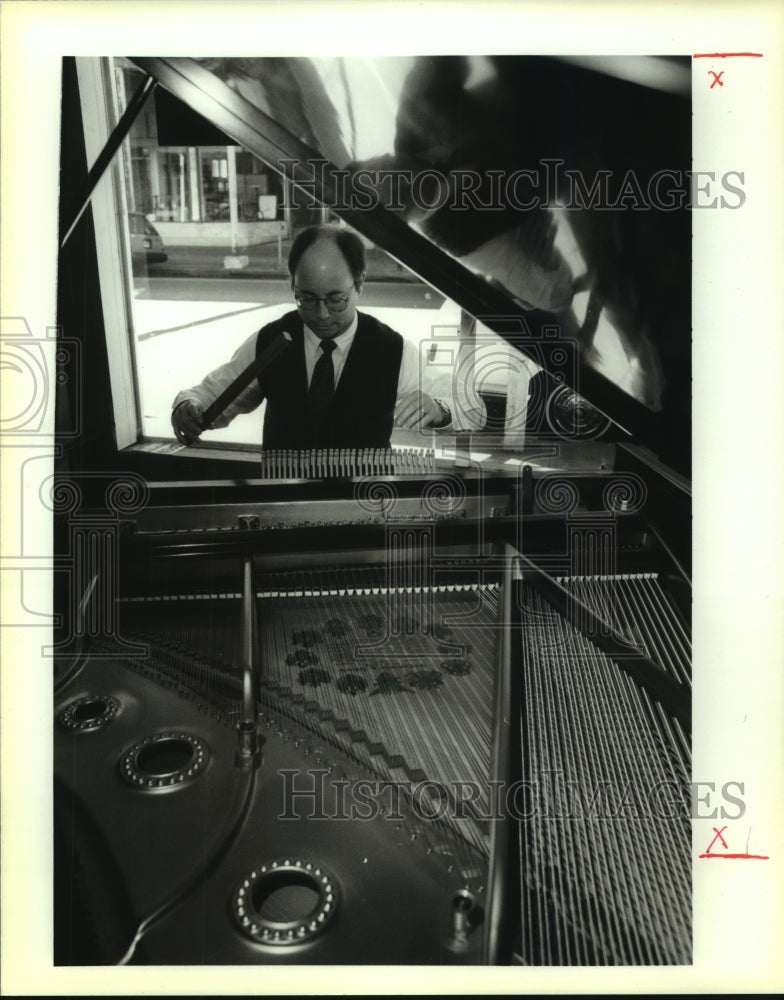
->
[292, 239, 364, 339]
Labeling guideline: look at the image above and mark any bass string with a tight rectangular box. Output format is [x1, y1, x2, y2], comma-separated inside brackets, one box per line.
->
[518, 583, 691, 965]
[530, 590, 622, 964]
[524, 589, 644, 965]
[567, 575, 691, 687]
[565, 575, 692, 775]
[562, 593, 690, 963]
[630, 575, 692, 685]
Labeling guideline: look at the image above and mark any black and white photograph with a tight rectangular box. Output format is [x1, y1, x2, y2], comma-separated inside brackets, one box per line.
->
[1, 2, 782, 995]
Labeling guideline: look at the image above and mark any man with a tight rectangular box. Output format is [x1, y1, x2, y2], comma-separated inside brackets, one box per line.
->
[172, 225, 484, 449]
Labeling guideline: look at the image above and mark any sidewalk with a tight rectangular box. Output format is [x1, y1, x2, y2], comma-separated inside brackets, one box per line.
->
[151, 238, 420, 283]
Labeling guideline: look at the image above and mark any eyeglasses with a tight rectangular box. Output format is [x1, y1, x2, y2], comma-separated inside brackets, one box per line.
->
[294, 289, 352, 313]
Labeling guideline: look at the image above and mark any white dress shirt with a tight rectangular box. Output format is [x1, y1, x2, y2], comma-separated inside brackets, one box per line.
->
[172, 312, 486, 431]
[302, 316, 358, 388]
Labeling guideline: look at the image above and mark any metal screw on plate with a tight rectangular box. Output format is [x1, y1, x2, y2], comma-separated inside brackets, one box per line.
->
[237, 514, 260, 530]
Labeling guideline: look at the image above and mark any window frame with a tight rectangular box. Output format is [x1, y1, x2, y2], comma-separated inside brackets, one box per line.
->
[75, 59, 268, 461]
[76, 56, 142, 451]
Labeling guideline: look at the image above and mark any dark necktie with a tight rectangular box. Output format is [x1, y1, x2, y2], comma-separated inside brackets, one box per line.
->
[308, 338, 337, 416]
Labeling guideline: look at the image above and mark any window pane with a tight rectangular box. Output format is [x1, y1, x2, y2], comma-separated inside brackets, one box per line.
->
[108, 58, 510, 449]
[102, 56, 627, 452]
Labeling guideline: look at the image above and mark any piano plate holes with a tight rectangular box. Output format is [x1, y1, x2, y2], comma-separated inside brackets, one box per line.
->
[253, 870, 320, 921]
[232, 859, 339, 946]
[58, 694, 120, 732]
[137, 738, 193, 776]
[119, 732, 209, 790]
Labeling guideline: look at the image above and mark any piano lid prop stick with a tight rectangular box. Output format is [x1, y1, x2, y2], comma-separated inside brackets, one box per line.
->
[200, 331, 292, 430]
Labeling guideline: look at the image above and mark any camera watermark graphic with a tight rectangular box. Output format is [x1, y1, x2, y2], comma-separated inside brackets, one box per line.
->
[1, 317, 83, 642]
[0, 318, 80, 437]
[44, 471, 151, 657]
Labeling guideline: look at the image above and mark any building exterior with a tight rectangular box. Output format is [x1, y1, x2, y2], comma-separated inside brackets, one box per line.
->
[117, 59, 323, 249]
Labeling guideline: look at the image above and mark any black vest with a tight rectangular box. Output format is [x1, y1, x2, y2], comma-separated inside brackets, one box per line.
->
[256, 311, 404, 449]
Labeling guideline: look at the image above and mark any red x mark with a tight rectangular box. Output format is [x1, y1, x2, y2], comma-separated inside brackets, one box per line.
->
[706, 825, 728, 852]
[700, 825, 769, 860]
[709, 70, 725, 88]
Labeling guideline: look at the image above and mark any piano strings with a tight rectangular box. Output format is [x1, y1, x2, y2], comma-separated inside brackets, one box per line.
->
[93, 561, 691, 963]
[517, 576, 691, 965]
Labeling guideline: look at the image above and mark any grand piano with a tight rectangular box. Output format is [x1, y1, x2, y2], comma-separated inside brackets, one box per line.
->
[53, 55, 692, 966]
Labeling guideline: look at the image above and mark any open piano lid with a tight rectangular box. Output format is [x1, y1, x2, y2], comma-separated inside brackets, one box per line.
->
[128, 55, 692, 475]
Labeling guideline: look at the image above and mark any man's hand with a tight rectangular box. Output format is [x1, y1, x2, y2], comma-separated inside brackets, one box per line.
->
[171, 400, 205, 445]
[394, 391, 446, 430]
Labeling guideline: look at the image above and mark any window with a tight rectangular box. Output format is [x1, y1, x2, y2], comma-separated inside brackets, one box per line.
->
[78, 57, 516, 456]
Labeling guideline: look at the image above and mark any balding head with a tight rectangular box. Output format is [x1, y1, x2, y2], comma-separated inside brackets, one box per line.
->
[290, 226, 366, 339]
[288, 224, 366, 286]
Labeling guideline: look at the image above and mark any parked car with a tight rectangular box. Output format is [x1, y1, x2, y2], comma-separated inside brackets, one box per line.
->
[129, 212, 167, 267]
